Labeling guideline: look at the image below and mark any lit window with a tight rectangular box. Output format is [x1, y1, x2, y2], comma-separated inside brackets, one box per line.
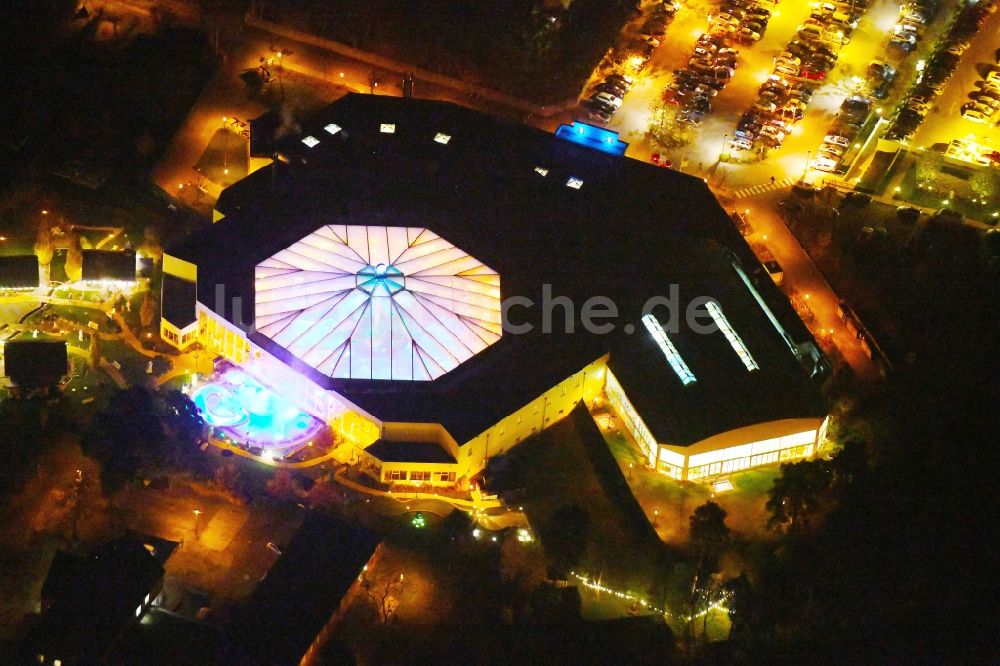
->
[434, 132, 451, 144]
[54, 661, 62, 666]
[534, 167, 549, 177]
[566, 177, 583, 189]
[301, 135, 319, 148]
[144, 593, 150, 605]
[641, 314, 696, 386]
[135, 605, 142, 617]
[705, 301, 759, 371]
[324, 123, 342, 135]
[380, 123, 396, 133]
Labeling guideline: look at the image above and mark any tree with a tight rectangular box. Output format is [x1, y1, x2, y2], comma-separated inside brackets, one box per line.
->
[82, 386, 163, 494]
[689, 501, 730, 575]
[765, 460, 831, 533]
[139, 225, 163, 264]
[34, 215, 54, 267]
[362, 571, 405, 624]
[539, 503, 590, 576]
[969, 168, 999, 200]
[140, 290, 156, 329]
[648, 98, 696, 150]
[265, 469, 302, 501]
[64, 230, 83, 283]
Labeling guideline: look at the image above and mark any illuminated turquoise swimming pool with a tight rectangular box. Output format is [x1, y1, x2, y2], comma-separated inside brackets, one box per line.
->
[191, 369, 324, 451]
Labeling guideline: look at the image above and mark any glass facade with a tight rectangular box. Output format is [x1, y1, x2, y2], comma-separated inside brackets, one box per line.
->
[686, 430, 816, 480]
[605, 369, 658, 466]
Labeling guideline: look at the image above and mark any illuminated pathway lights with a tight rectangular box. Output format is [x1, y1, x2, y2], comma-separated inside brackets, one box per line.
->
[255, 225, 502, 381]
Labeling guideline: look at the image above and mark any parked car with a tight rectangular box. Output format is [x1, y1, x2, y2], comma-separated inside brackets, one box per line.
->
[595, 81, 627, 97]
[730, 136, 754, 151]
[946, 40, 969, 56]
[899, 4, 928, 22]
[798, 25, 822, 41]
[812, 155, 840, 171]
[736, 27, 762, 43]
[789, 86, 814, 102]
[586, 108, 612, 123]
[759, 125, 785, 142]
[889, 38, 917, 52]
[587, 97, 617, 114]
[591, 92, 622, 108]
[775, 62, 800, 77]
[820, 142, 847, 157]
[961, 107, 990, 123]
[823, 134, 850, 147]
[605, 73, 634, 88]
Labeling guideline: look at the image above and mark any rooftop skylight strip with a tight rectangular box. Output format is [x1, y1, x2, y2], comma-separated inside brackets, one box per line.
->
[641, 314, 697, 386]
[704, 301, 759, 372]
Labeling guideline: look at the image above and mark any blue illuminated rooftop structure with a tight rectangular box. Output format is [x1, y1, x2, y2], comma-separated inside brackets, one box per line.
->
[555, 121, 628, 156]
[357, 263, 405, 295]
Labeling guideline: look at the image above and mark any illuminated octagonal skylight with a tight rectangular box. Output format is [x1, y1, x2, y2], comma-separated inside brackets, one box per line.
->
[254, 225, 502, 381]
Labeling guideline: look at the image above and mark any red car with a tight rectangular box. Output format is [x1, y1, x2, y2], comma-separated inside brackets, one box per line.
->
[800, 68, 826, 81]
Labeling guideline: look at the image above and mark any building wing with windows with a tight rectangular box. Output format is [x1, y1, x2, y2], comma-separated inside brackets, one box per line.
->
[160, 94, 828, 485]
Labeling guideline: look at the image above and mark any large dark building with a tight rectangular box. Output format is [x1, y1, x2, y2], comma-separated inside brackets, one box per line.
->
[161, 94, 828, 485]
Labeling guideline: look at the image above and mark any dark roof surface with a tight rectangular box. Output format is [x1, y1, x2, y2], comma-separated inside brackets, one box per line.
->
[365, 439, 457, 463]
[3, 340, 68, 386]
[82, 249, 136, 281]
[161, 273, 197, 327]
[236, 513, 380, 666]
[27, 536, 164, 663]
[0, 254, 39, 289]
[172, 95, 824, 445]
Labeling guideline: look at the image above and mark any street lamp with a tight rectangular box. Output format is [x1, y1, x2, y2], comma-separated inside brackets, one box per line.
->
[193, 509, 202, 539]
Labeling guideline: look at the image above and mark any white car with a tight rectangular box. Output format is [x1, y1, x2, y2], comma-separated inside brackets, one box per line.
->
[986, 71, 1000, 85]
[962, 108, 990, 124]
[730, 137, 754, 151]
[821, 143, 847, 157]
[775, 62, 800, 77]
[591, 92, 622, 109]
[812, 155, 839, 171]
[823, 134, 850, 148]
[760, 126, 785, 141]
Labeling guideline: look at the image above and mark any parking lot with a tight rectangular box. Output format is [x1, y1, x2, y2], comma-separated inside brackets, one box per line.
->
[574, 0, 932, 190]
[911, 2, 1000, 154]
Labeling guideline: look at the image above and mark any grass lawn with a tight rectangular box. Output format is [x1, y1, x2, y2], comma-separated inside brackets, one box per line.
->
[895, 163, 999, 225]
[488, 404, 676, 604]
[600, 412, 779, 546]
